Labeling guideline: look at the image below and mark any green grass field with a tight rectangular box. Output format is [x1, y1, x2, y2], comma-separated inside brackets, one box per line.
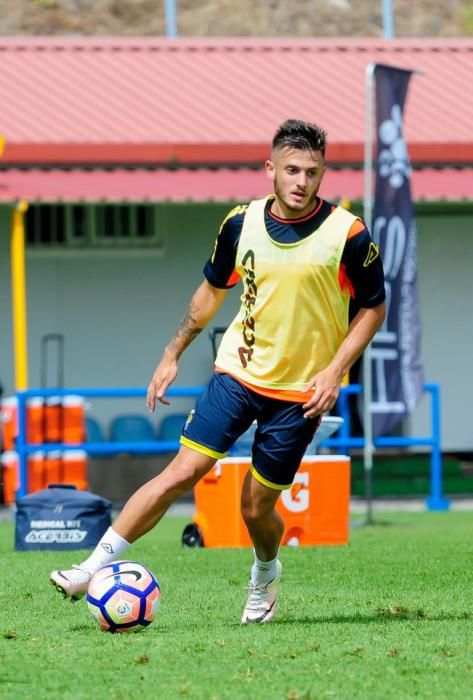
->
[1, 511, 473, 700]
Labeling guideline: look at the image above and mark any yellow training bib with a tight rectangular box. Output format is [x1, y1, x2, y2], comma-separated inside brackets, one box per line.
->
[216, 197, 357, 391]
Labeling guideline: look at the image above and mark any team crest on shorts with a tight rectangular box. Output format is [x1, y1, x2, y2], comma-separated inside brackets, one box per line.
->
[184, 409, 195, 431]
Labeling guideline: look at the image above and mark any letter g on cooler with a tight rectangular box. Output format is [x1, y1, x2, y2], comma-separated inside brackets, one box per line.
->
[281, 472, 309, 513]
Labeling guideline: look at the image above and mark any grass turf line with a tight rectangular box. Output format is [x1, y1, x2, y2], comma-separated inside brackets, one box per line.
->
[1, 511, 473, 699]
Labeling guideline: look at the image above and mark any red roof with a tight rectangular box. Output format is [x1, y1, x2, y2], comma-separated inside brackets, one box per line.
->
[1, 37, 473, 166]
[0, 167, 470, 203]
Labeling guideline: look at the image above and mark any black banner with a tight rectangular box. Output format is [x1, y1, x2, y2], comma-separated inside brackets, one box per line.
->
[370, 64, 424, 437]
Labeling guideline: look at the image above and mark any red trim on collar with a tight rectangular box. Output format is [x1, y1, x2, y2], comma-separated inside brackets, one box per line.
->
[268, 197, 323, 224]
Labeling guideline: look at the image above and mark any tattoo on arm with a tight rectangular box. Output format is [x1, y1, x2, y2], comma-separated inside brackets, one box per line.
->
[167, 301, 203, 357]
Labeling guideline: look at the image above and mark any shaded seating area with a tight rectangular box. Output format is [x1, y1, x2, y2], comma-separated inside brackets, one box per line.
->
[85, 416, 106, 442]
[109, 414, 156, 443]
[157, 413, 188, 443]
[85, 412, 188, 446]
[86, 413, 159, 460]
[85, 416, 108, 457]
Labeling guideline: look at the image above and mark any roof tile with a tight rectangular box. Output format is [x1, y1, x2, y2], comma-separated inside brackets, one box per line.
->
[0, 37, 472, 165]
[0, 167, 469, 203]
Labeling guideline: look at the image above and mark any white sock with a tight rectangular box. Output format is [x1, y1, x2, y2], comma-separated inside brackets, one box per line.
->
[250, 551, 279, 586]
[80, 527, 130, 575]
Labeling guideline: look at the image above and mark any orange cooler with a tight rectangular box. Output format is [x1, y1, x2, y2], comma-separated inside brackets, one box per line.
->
[278, 455, 351, 546]
[194, 460, 253, 548]
[192, 455, 351, 548]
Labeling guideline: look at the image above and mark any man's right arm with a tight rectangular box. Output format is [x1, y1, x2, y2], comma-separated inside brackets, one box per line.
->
[146, 206, 245, 412]
[203, 204, 246, 289]
[146, 280, 228, 412]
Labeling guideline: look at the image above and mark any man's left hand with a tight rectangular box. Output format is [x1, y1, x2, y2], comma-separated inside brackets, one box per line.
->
[302, 369, 341, 418]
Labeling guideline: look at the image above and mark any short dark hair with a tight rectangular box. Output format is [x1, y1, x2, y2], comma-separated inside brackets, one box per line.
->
[272, 119, 327, 157]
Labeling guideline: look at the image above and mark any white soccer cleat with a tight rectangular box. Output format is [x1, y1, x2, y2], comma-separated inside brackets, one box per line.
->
[241, 560, 282, 624]
[49, 565, 92, 602]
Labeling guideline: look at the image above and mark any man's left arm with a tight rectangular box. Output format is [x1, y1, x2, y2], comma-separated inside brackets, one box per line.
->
[303, 223, 386, 418]
[302, 303, 385, 418]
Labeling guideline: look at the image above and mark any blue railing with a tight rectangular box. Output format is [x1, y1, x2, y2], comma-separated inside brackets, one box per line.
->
[321, 383, 448, 511]
[15, 387, 201, 499]
[15, 382, 448, 510]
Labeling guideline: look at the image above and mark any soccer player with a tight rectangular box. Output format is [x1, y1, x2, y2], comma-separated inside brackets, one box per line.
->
[50, 119, 386, 623]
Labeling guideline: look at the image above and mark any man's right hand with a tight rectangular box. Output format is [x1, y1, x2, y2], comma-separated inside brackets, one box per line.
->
[146, 351, 179, 412]
[146, 279, 227, 412]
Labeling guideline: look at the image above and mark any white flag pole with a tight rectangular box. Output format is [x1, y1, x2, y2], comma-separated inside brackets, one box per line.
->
[362, 62, 377, 525]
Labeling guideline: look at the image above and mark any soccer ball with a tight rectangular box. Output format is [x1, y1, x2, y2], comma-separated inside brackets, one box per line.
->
[86, 560, 161, 633]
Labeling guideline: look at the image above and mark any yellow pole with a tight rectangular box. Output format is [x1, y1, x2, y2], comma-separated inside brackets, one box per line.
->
[11, 200, 29, 390]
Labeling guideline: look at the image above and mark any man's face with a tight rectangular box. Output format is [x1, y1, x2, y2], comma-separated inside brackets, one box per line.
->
[265, 146, 325, 218]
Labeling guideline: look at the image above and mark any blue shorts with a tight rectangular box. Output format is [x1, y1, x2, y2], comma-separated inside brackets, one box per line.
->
[180, 372, 320, 490]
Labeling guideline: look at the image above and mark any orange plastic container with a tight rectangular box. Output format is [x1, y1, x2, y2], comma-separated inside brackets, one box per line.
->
[44, 450, 63, 486]
[44, 397, 62, 443]
[1, 397, 17, 451]
[1, 394, 85, 449]
[26, 398, 44, 445]
[62, 449, 89, 490]
[191, 455, 351, 548]
[24, 450, 62, 493]
[1, 451, 19, 505]
[28, 451, 48, 493]
[11, 449, 89, 496]
[43, 395, 86, 444]
[62, 396, 86, 444]
[0, 396, 44, 450]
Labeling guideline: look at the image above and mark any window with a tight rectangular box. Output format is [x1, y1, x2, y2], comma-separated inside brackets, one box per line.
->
[25, 203, 164, 249]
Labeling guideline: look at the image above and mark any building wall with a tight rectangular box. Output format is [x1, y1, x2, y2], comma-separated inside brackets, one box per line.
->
[0, 201, 472, 451]
[0, 202, 239, 437]
[0, 206, 14, 396]
[408, 205, 473, 452]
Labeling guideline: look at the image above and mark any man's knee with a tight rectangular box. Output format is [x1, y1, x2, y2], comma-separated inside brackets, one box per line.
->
[165, 448, 215, 492]
[241, 471, 281, 525]
[241, 494, 277, 525]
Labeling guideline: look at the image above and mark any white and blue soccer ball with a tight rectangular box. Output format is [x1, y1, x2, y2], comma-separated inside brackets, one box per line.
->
[86, 560, 161, 633]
